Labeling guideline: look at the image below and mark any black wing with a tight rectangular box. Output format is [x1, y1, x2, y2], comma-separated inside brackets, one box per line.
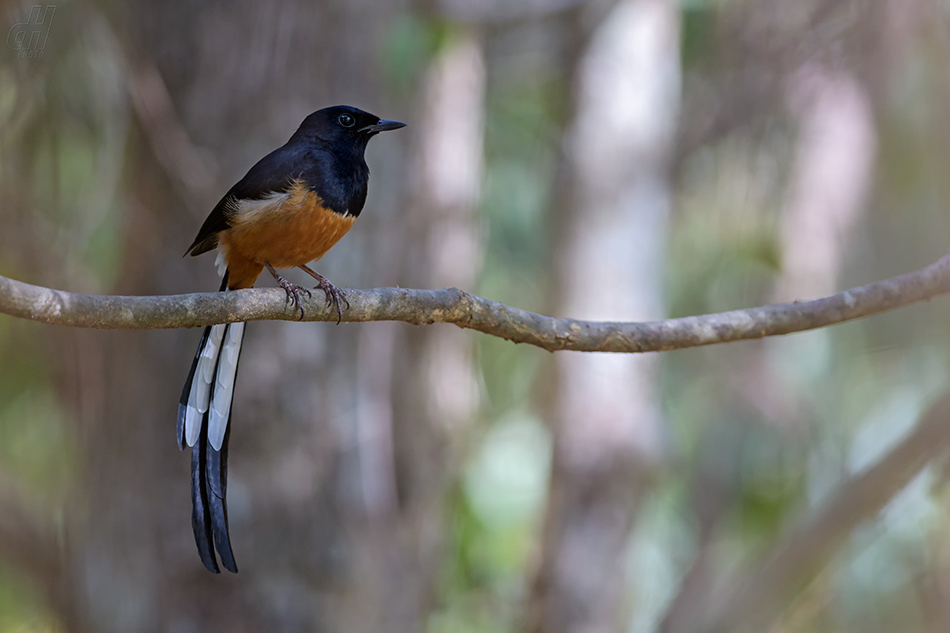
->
[185, 144, 317, 257]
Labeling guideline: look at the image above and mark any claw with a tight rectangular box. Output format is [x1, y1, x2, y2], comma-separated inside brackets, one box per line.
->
[316, 280, 347, 324]
[298, 265, 348, 324]
[265, 263, 312, 320]
[277, 277, 311, 320]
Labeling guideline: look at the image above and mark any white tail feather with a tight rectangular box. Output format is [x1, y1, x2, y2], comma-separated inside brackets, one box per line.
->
[185, 323, 226, 447]
[208, 322, 244, 451]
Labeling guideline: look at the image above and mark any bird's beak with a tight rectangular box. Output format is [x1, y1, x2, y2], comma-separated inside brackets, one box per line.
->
[359, 119, 407, 134]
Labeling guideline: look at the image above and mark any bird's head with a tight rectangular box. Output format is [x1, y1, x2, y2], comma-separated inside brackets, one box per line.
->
[293, 105, 405, 149]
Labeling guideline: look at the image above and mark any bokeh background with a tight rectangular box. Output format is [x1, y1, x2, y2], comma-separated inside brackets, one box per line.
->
[3, 0, 950, 631]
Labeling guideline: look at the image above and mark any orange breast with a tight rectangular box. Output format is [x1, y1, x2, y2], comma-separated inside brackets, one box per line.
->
[221, 180, 357, 273]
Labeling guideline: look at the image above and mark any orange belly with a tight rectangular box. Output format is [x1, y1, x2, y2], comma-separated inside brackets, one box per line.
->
[219, 180, 356, 289]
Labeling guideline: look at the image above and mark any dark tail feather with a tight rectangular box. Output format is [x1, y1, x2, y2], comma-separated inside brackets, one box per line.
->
[206, 326, 243, 574]
[207, 417, 238, 572]
[191, 416, 220, 573]
[180, 271, 243, 573]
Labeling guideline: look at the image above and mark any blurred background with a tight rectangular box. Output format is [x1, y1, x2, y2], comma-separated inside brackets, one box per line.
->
[3, 0, 950, 631]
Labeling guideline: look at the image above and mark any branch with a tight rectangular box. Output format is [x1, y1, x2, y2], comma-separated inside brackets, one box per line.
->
[2, 253, 950, 353]
[698, 390, 950, 633]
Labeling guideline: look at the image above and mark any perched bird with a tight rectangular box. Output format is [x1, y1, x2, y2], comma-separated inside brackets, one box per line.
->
[177, 105, 405, 573]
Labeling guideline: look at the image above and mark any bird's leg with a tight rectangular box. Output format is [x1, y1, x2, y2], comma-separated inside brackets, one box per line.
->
[298, 264, 348, 324]
[265, 262, 311, 320]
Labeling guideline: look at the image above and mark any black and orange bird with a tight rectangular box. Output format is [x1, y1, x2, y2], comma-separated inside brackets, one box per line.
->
[176, 105, 405, 573]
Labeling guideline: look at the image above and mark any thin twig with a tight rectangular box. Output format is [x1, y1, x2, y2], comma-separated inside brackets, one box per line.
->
[1, 253, 949, 353]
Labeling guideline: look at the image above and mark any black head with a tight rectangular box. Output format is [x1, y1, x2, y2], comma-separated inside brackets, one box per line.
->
[291, 105, 405, 149]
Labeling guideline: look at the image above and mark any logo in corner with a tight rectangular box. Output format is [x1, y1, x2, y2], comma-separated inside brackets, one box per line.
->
[7, 6, 56, 59]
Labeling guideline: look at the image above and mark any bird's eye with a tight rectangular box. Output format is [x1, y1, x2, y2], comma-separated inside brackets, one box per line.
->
[338, 113, 355, 128]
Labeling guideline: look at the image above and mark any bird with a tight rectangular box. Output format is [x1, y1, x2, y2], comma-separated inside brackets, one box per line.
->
[176, 105, 405, 573]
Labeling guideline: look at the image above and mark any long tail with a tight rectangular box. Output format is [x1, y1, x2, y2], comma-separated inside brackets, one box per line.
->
[176, 273, 245, 573]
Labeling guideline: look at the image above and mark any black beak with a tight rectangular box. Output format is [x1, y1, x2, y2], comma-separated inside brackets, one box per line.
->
[359, 119, 407, 134]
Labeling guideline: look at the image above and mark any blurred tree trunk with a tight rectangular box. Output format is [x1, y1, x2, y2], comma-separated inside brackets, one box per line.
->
[774, 66, 876, 303]
[337, 27, 486, 633]
[660, 44, 877, 633]
[527, 1, 680, 632]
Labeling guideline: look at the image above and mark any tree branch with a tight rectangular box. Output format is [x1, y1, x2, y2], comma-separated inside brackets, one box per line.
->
[698, 390, 950, 633]
[2, 253, 949, 353]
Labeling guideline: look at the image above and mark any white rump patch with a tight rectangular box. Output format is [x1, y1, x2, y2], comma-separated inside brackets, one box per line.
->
[215, 251, 227, 278]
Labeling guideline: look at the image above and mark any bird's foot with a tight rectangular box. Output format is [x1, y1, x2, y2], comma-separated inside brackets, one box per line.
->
[298, 265, 348, 324]
[315, 275, 348, 325]
[275, 275, 312, 320]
